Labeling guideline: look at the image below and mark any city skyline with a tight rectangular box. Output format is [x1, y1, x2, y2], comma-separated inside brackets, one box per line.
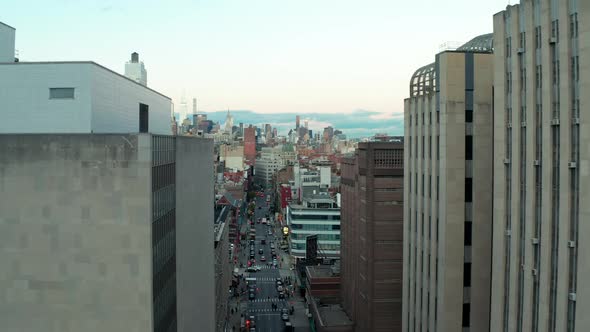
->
[3, 0, 507, 119]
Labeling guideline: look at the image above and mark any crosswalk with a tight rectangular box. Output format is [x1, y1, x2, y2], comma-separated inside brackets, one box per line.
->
[247, 308, 285, 313]
[249, 276, 280, 282]
[248, 298, 287, 303]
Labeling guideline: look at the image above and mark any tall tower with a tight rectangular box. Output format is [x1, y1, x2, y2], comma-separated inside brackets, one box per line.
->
[296, 115, 300, 129]
[124, 52, 147, 86]
[192, 98, 197, 114]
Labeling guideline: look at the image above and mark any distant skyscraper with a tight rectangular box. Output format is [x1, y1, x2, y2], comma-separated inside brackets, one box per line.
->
[272, 127, 277, 138]
[192, 98, 197, 114]
[244, 126, 256, 162]
[179, 93, 189, 120]
[404, 34, 494, 332]
[124, 52, 147, 86]
[296, 115, 300, 129]
[490, 2, 589, 331]
[305, 120, 309, 129]
[224, 110, 234, 133]
[239, 122, 244, 136]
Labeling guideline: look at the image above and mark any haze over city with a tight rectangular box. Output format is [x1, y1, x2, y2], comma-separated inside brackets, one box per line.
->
[4, 0, 508, 136]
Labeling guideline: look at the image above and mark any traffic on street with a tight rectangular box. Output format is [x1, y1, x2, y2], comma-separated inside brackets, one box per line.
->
[234, 190, 295, 332]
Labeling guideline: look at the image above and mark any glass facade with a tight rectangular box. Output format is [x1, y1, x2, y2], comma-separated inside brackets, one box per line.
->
[152, 136, 177, 332]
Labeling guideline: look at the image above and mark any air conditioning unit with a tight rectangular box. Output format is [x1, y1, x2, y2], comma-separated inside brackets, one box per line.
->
[521, 122, 527, 128]
[533, 160, 541, 166]
[569, 293, 577, 301]
[507, 122, 512, 128]
[574, 117, 580, 125]
[504, 158, 511, 164]
[532, 238, 539, 244]
[568, 241, 576, 248]
[549, 37, 557, 44]
[568, 162, 577, 169]
[505, 229, 512, 236]
[551, 119, 560, 126]
[517, 47, 525, 54]
[532, 268, 538, 276]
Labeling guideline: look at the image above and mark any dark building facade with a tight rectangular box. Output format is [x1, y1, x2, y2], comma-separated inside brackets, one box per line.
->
[340, 141, 404, 332]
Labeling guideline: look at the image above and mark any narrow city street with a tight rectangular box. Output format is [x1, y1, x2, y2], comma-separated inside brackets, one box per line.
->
[228, 189, 298, 332]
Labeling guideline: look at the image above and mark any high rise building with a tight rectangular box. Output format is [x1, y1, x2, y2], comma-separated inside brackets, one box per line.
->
[490, 2, 589, 331]
[403, 34, 494, 331]
[296, 115, 300, 129]
[341, 141, 404, 331]
[192, 98, 197, 114]
[244, 126, 256, 162]
[124, 52, 147, 86]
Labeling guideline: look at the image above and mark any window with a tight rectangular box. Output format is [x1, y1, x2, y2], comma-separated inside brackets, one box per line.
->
[465, 178, 473, 202]
[49, 87, 75, 99]
[466, 110, 473, 123]
[464, 222, 472, 246]
[463, 263, 472, 287]
[140, 103, 149, 133]
[462, 303, 471, 327]
[466, 136, 473, 160]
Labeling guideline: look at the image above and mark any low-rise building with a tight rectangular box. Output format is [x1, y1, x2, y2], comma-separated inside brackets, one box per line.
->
[287, 195, 341, 260]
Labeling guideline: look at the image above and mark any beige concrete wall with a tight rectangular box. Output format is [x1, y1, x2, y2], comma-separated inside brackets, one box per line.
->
[0, 134, 153, 332]
[491, 1, 589, 331]
[405, 51, 493, 332]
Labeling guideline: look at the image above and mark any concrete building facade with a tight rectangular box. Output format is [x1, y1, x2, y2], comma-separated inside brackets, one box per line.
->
[490, 1, 590, 331]
[0, 21, 15, 62]
[403, 37, 494, 331]
[0, 62, 171, 135]
[0, 134, 215, 332]
[340, 142, 404, 332]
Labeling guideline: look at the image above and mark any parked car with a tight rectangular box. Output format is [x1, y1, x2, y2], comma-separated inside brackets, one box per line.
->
[260, 256, 266, 262]
[258, 248, 263, 254]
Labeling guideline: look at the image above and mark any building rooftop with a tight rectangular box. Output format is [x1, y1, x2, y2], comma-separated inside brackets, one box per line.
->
[315, 303, 353, 327]
[0, 61, 170, 99]
[306, 265, 339, 279]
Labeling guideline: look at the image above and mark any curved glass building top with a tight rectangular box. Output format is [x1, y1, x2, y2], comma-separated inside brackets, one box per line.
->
[410, 62, 436, 97]
[456, 33, 494, 52]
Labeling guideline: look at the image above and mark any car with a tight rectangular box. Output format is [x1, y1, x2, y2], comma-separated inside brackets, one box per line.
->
[258, 248, 263, 254]
[267, 231, 272, 236]
[247, 266, 257, 272]
[260, 256, 266, 262]
[282, 313, 289, 321]
[250, 253, 255, 259]
[255, 265, 262, 271]
[273, 261, 278, 267]
[258, 206, 262, 209]
[277, 285, 283, 292]
[261, 239, 266, 245]
[276, 277, 282, 284]
[249, 292, 255, 300]
[278, 291, 285, 299]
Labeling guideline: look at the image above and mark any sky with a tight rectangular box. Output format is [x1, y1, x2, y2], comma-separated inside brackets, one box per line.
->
[3, 0, 509, 137]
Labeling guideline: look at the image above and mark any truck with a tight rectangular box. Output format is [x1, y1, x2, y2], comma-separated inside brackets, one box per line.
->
[249, 228, 256, 240]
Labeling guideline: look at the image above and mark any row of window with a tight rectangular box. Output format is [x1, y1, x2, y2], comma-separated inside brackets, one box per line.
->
[289, 213, 340, 221]
[291, 233, 340, 241]
[291, 242, 340, 251]
[290, 223, 340, 231]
